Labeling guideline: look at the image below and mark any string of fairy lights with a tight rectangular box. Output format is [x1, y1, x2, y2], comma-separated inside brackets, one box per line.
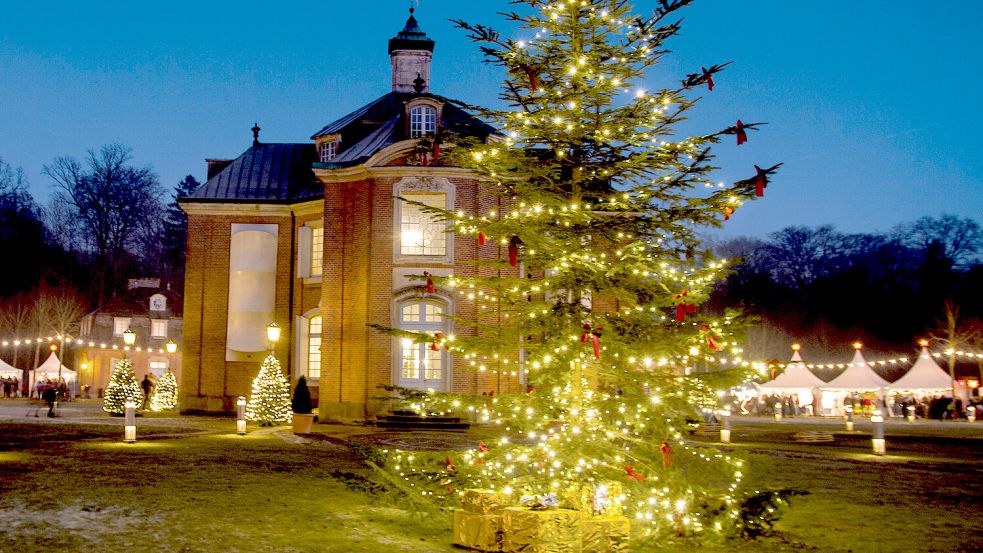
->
[0, 335, 179, 355]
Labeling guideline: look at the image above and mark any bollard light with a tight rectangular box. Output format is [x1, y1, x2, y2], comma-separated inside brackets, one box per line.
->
[845, 405, 854, 432]
[968, 405, 976, 423]
[871, 409, 885, 455]
[906, 405, 915, 423]
[774, 402, 782, 422]
[124, 400, 137, 443]
[720, 408, 731, 444]
[236, 396, 247, 435]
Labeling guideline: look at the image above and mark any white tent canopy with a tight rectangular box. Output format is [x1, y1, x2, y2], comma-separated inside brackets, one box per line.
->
[823, 349, 890, 390]
[0, 358, 22, 379]
[889, 347, 955, 391]
[30, 352, 76, 384]
[760, 350, 827, 390]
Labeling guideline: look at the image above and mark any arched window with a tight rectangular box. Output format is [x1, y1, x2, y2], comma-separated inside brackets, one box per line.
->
[307, 315, 322, 380]
[409, 106, 437, 138]
[396, 300, 447, 390]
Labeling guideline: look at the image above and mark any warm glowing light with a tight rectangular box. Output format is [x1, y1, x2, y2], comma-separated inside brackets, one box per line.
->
[266, 322, 281, 344]
[122, 329, 136, 346]
[791, 343, 801, 351]
[852, 341, 863, 350]
[165, 340, 177, 354]
[918, 339, 929, 348]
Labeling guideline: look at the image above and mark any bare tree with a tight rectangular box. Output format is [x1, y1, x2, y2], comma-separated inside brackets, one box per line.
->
[893, 214, 982, 269]
[32, 289, 85, 382]
[43, 144, 163, 303]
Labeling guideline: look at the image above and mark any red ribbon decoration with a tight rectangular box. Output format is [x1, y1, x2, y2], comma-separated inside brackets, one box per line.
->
[754, 164, 768, 197]
[660, 441, 672, 469]
[508, 236, 521, 267]
[625, 465, 645, 482]
[523, 64, 538, 91]
[701, 324, 722, 351]
[477, 231, 487, 246]
[580, 323, 603, 360]
[701, 66, 714, 91]
[433, 143, 440, 162]
[431, 332, 443, 352]
[674, 290, 697, 322]
[478, 441, 489, 452]
[424, 271, 435, 294]
[445, 456, 457, 473]
[736, 119, 748, 146]
[723, 206, 734, 221]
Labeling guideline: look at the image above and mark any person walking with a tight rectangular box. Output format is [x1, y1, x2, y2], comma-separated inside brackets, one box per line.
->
[141, 375, 153, 409]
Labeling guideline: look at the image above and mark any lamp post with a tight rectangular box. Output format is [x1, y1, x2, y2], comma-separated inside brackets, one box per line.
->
[236, 396, 247, 434]
[124, 400, 137, 443]
[165, 340, 177, 354]
[720, 407, 731, 443]
[844, 405, 854, 432]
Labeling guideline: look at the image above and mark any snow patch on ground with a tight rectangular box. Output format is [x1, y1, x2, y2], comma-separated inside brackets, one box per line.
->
[0, 499, 158, 540]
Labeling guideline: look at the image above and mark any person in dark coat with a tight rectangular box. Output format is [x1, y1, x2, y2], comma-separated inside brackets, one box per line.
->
[141, 375, 153, 409]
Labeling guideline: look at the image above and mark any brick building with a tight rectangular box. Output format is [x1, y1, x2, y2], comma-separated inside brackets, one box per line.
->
[179, 9, 522, 418]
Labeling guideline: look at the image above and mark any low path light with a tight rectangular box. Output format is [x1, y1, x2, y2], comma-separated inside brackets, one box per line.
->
[720, 408, 731, 443]
[236, 396, 247, 435]
[871, 409, 885, 455]
[844, 405, 854, 432]
[124, 400, 137, 443]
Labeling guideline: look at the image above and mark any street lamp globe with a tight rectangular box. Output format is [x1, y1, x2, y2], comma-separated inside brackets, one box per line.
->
[122, 328, 136, 346]
[266, 322, 281, 344]
[165, 340, 177, 354]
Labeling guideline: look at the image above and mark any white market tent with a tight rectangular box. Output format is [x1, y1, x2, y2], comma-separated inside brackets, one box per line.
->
[0, 357, 22, 379]
[760, 350, 827, 390]
[888, 347, 966, 400]
[823, 348, 890, 390]
[30, 352, 76, 386]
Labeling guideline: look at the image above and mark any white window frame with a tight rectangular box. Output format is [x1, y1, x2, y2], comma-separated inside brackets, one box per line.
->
[319, 140, 338, 162]
[393, 177, 455, 265]
[295, 310, 322, 382]
[148, 359, 169, 377]
[409, 106, 437, 138]
[113, 317, 131, 337]
[297, 222, 325, 282]
[400, 192, 446, 257]
[150, 319, 168, 339]
[394, 297, 450, 391]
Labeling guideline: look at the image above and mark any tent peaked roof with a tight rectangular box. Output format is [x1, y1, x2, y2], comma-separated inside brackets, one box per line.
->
[825, 349, 890, 389]
[888, 347, 952, 390]
[34, 352, 74, 375]
[0, 357, 21, 378]
[760, 350, 827, 389]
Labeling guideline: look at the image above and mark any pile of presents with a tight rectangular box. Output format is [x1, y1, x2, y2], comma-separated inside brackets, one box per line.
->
[453, 484, 630, 552]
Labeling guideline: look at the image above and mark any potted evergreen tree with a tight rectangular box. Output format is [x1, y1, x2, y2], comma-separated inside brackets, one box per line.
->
[291, 376, 315, 434]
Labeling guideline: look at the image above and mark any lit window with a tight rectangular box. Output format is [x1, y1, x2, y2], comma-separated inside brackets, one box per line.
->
[310, 227, 323, 277]
[151, 320, 168, 339]
[400, 193, 446, 256]
[149, 360, 168, 377]
[113, 318, 131, 337]
[409, 106, 437, 138]
[397, 301, 446, 386]
[308, 315, 322, 380]
[319, 141, 338, 162]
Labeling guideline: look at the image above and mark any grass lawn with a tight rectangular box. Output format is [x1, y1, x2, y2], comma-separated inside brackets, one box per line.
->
[0, 421, 981, 552]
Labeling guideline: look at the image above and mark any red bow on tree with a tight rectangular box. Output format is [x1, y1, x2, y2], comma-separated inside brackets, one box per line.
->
[508, 236, 522, 267]
[700, 324, 722, 351]
[431, 332, 444, 352]
[735, 120, 748, 146]
[701, 66, 714, 91]
[432, 136, 442, 162]
[478, 441, 489, 452]
[580, 323, 603, 360]
[424, 271, 435, 295]
[753, 165, 768, 197]
[625, 465, 645, 482]
[445, 456, 457, 473]
[522, 64, 538, 91]
[477, 231, 487, 246]
[723, 206, 735, 221]
[675, 290, 697, 322]
[660, 441, 672, 469]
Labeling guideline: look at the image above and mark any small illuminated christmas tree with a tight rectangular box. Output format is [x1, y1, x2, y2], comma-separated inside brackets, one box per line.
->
[245, 353, 291, 426]
[149, 370, 178, 412]
[103, 359, 143, 415]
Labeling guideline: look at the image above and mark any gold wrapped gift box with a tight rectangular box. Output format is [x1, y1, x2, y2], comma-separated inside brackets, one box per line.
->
[561, 483, 624, 516]
[581, 514, 631, 552]
[462, 489, 511, 515]
[453, 509, 505, 552]
[502, 507, 583, 553]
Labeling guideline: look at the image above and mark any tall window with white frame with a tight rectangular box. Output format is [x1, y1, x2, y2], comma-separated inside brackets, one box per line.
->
[409, 106, 436, 138]
[310, 227, 324, 277]
[397, 300, 446, 389]
[400, 193, 446, 256]
[307, 315, 322, 380]
[113, 317, 130, 337]
[319, 141, 337, 162]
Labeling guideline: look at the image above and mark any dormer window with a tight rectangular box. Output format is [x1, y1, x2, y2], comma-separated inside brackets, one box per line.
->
[409, 106, 437, 138]
[319, 140, 338, 162]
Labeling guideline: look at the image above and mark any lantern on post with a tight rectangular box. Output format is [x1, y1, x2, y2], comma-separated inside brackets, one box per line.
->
[236, 396, 247, 435]
[968, 405, 976, 423]
[906, 405, 915, 423]
[774, 401, 782, 422]
[165, 340, 177, 354]
[124, 400, 137, 443]
[844, 405, 854, 432]
[266, 322, 281, 350]
[871, 409, 885, 455]
[720, 407, 731, 443]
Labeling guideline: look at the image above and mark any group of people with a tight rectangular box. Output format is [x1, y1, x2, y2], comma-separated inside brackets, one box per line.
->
[2, 376, 20, 398]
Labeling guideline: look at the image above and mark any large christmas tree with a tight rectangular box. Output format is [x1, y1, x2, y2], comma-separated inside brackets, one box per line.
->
[103, 359, 143, 415]
[149, 370, 178, 412]
[380, 0, 780, 541]
[245, 354, 291, 426]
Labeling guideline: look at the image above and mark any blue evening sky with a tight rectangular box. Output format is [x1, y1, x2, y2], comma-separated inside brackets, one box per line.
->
[1, 0, 980, 239]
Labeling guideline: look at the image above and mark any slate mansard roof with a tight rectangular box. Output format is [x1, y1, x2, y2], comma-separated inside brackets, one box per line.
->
[183, 92, 494, 204]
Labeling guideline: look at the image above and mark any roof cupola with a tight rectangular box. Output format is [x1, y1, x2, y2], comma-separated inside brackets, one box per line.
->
[388, 7, 435, 93]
